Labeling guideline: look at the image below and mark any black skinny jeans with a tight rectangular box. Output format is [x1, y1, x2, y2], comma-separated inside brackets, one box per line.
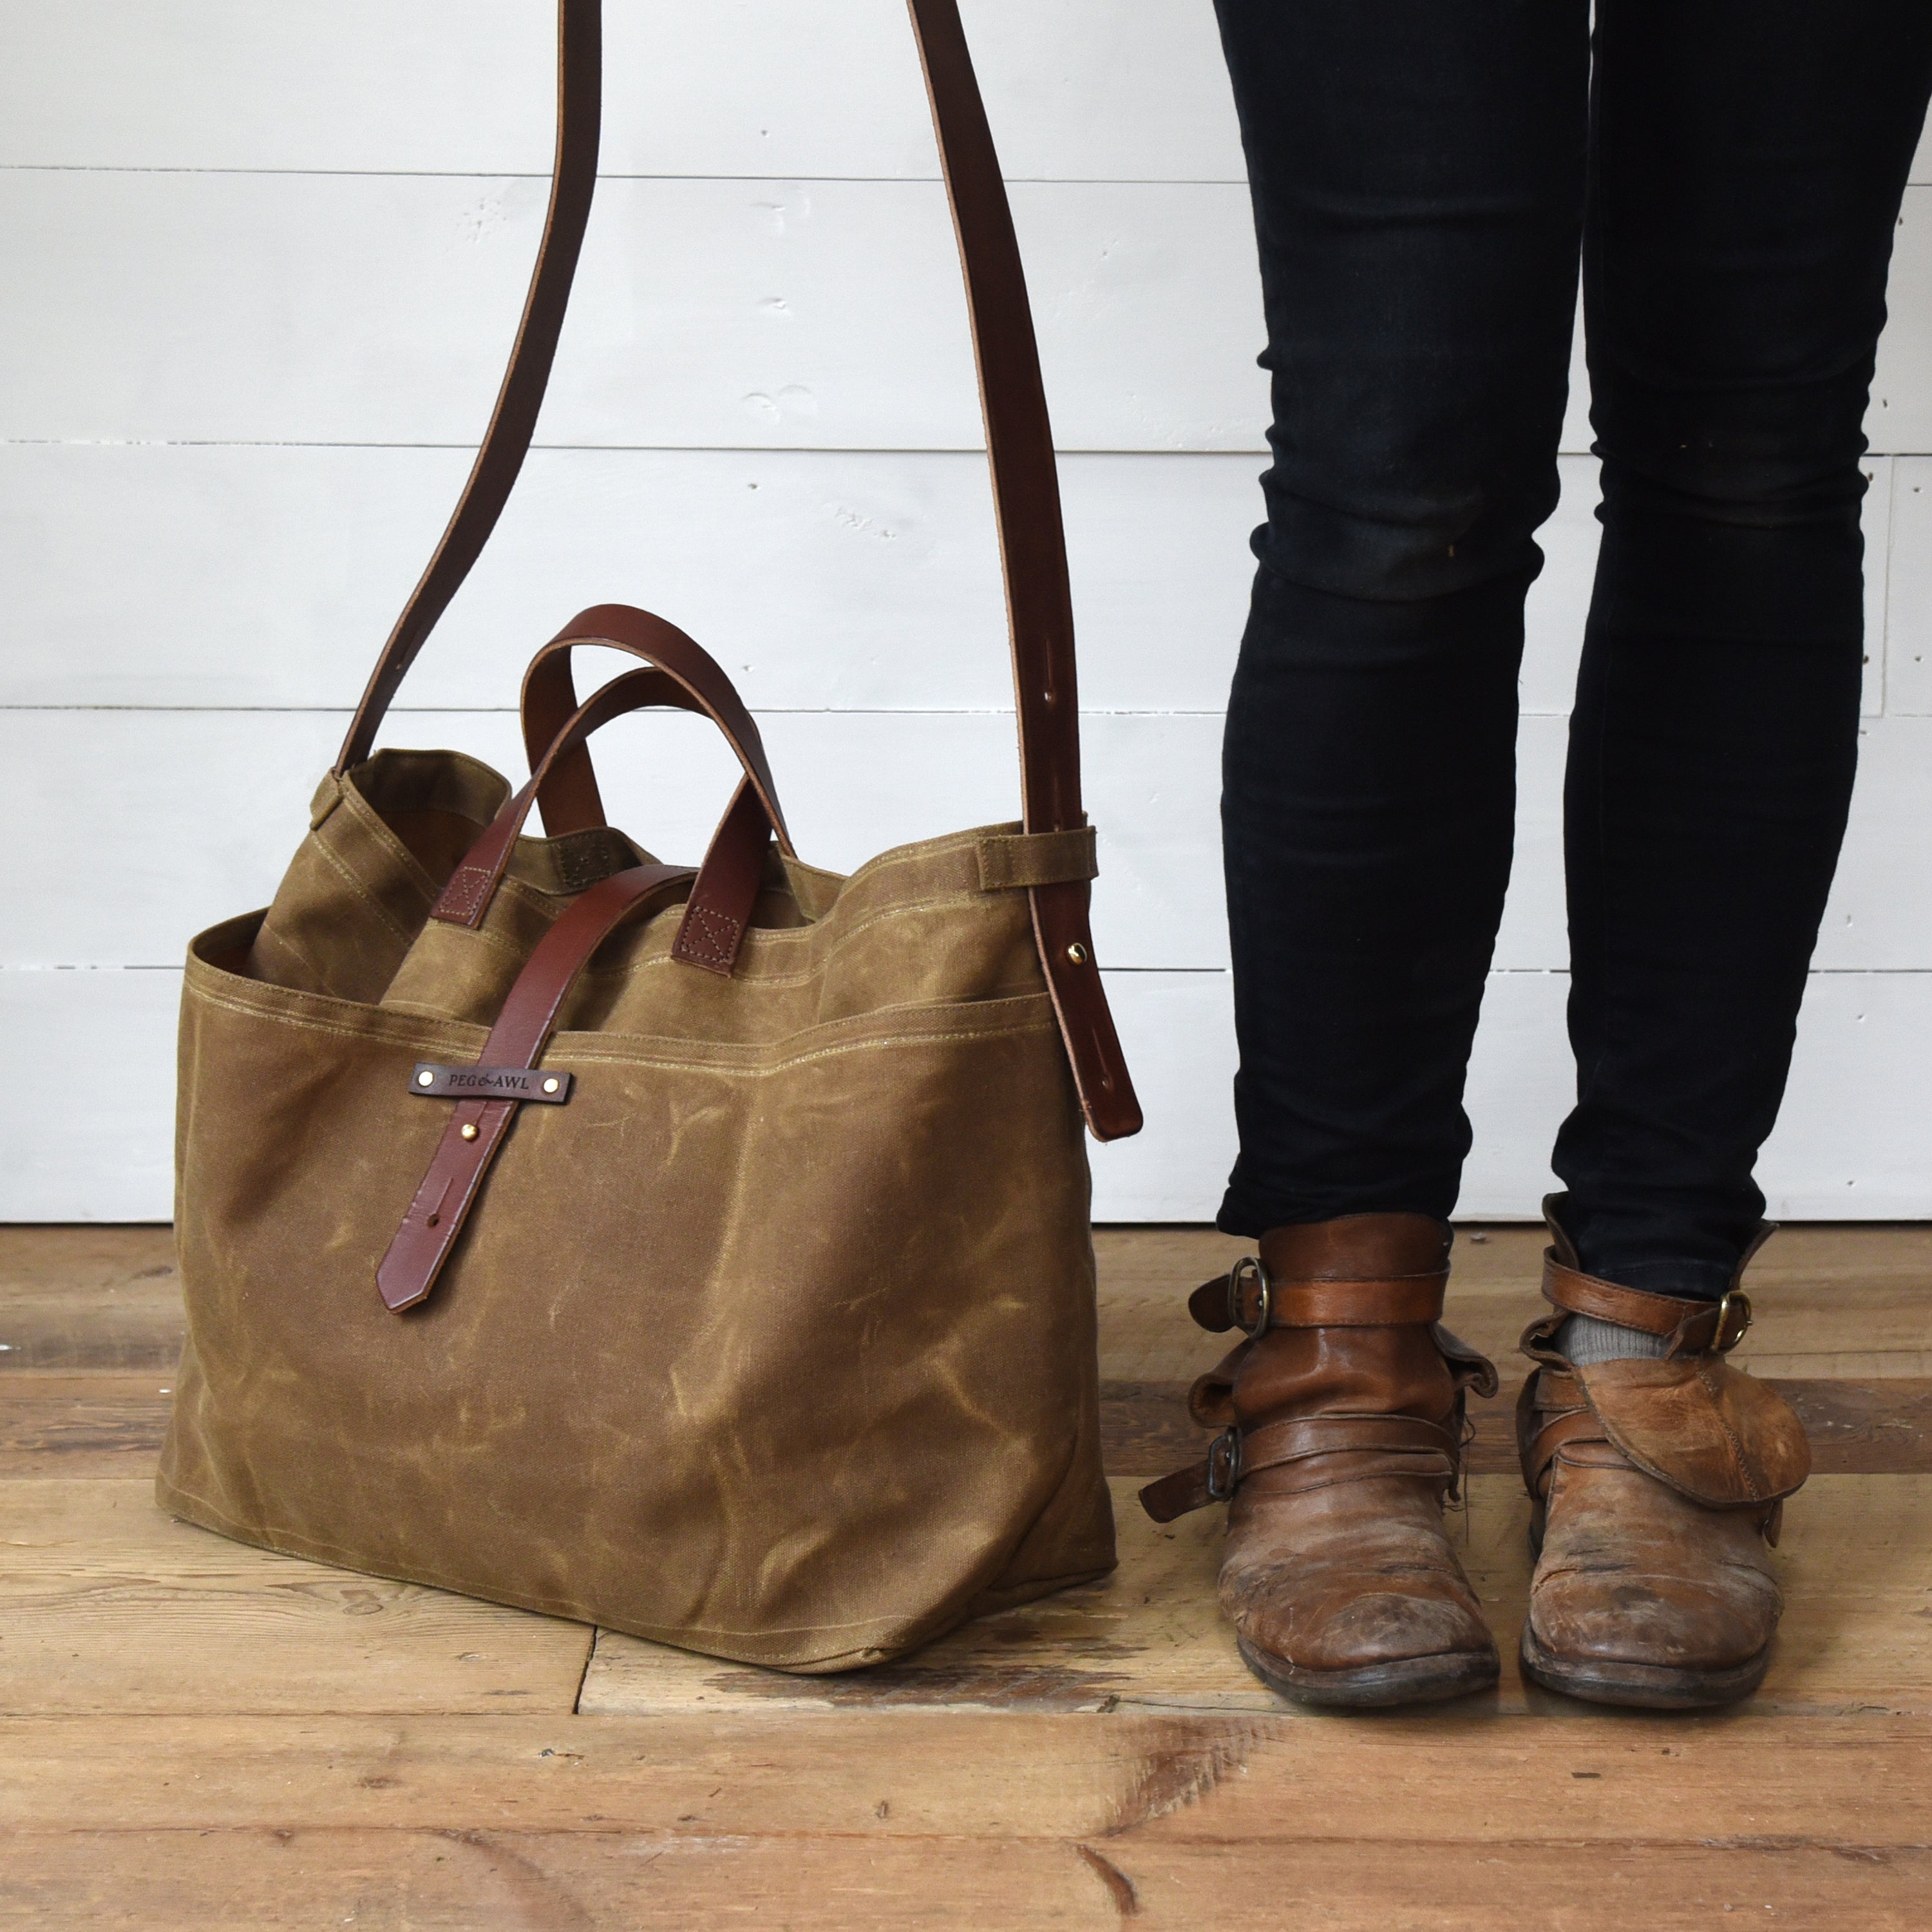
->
[1213, 1, 1932, 1294]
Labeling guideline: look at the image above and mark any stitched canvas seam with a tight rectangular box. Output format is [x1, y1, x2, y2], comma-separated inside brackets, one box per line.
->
[308, 815, 422, 945]
[185, 976, 1054, 1074]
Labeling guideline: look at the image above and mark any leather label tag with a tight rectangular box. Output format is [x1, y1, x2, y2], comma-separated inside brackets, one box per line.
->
[409, 1063, 573, 1104]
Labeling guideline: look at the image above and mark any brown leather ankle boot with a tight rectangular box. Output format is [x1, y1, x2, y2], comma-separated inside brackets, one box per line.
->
[1141, 1214, 1499, 1708]
[1515, 1209, 1812, 1709]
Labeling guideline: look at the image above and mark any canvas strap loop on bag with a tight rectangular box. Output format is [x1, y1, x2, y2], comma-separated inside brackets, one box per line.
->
[974, 826, 1099, 891]
[159, 0, 1138, 1674]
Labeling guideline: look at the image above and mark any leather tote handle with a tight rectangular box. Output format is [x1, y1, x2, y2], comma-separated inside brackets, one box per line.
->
[520, 604, 792, 850]
[435, 650, 779, 976]
[331, 0, 1140, 1139]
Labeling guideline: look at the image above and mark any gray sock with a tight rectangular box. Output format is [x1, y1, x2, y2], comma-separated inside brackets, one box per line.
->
[1555, 1312, 1672, 1366]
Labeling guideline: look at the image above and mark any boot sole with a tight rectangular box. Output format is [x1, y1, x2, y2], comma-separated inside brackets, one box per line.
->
[1236, 1634, 1499, 1710]
[1519, 1621, 1772, 1711]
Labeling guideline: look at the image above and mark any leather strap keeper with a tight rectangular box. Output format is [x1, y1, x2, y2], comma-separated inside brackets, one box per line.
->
[1189, 1259, 1448, 1336]
[378, 863, 694, 1312]
[1526, 1406, 1610, 1489]
[1542, 1255, 1752, 1356]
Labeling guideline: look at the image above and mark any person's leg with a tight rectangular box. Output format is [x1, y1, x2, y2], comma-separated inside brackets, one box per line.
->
[1217, 0, 1589, 1238]
[1556, 0, 1932, 1307]
[1519, 1, 1932, 1709]
[1155, 0, 1589, 1710]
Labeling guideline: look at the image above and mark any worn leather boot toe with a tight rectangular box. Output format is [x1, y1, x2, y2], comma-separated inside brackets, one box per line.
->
[1222, 1478, 1498, 1705]
[1141, 1214, 1499, 1710]
[1516, 1210, 1810, 1710]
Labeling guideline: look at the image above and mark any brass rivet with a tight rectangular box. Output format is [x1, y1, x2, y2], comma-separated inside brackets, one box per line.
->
[542, 1077, 560, 1095]
[1066, 943, 1088, 965]
[416, 1070, 435, 1087]
[460, 1122, 478, 1141]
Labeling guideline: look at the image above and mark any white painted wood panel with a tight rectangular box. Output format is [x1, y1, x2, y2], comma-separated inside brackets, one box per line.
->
[0, 171, 1265, 453]
[0, 968, 180, 1223]
[0, 444, 1882, 717]
[0, 444, 1251, 714]
[0, 2, 1244, 184]
[6, 5, 1922, 190]
[1881, 457, 1932, 712]
[14, 702, 1932, 980]
[10, 169, 1929, 455]
[1872, 190, 1932, 453]
[5, 5, 1930, 1222]
[3, 444, 1638, 714]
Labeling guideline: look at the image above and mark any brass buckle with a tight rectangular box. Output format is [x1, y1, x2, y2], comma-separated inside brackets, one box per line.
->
[1205, 1427, 1243, 1502]
[1713, 1289, 1752, 1352]
[1230, 1255, 1273, 1338]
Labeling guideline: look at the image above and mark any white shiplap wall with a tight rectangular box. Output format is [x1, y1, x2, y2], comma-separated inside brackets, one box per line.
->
[5, 1, 1931, 1221]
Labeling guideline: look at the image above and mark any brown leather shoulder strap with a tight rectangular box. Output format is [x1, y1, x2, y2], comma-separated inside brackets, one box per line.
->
[907, 1, 1141, 1140]
[336, 0, 600, 775]
[332, 0, 1142, 1139]
[333, 0, 1063, 798]
[905, 2, 1076, 838]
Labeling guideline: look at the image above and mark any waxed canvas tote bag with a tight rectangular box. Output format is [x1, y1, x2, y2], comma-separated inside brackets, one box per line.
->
[156, 0, 1144, 1672]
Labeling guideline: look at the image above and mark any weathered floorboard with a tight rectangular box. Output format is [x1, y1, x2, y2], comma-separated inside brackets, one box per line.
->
[3, 1710, 1927, 1841]
[578, 1474, 1932, 1718]
[0, 1372, 173, 1477]
[0, 1479, 592, 1716]
[0, 1224, 1928, 1926]
[0, 1225, 180, 1372]
[6, 1828, 1927, 1931]
[5, 1223, 1923, 1384]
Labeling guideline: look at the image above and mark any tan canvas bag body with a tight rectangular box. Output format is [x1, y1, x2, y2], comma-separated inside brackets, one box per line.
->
[156, 0, 1144, 1671]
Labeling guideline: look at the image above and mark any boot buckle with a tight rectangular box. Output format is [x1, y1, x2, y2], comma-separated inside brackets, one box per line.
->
[1713, 1289, 1752, 1351]
[1206, 1426, 1243, 1501]
[1229, 1255, 1273, 1337]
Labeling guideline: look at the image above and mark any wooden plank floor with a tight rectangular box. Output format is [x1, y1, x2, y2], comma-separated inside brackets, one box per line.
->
[3, 1224, 1930, 1927]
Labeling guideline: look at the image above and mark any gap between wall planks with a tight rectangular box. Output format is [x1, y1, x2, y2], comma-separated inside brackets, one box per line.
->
[3, 1222, 1931, 1927]
[4, 176, 1932, 454]
[4, 0, 1931, 187]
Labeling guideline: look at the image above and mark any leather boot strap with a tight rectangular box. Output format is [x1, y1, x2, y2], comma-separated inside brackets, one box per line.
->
[1540, 1257, 1752, 1358]
[1189, 1260, 1448, 1336]
[1143, 1218, 1485, 1526]
[1139, 1412, 1461, 1524]
[1520, 1368, 1606, 1497]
